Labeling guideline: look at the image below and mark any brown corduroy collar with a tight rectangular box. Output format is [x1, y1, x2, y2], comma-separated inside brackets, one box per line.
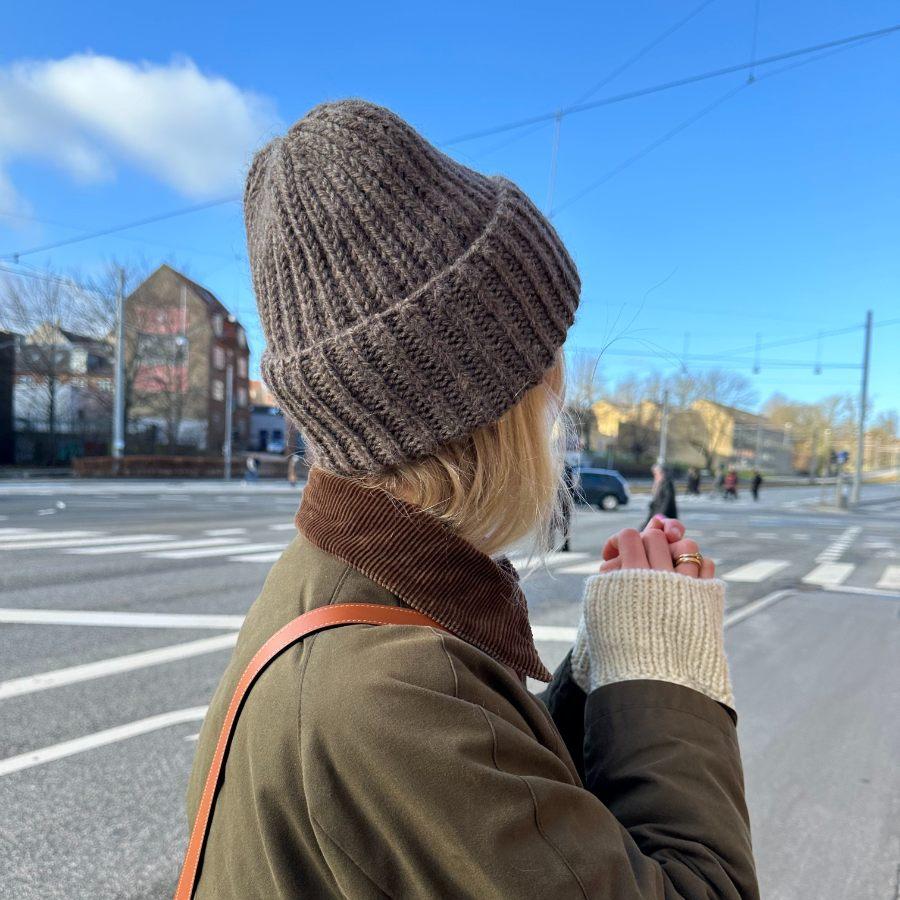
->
[294, 467, 552, 682]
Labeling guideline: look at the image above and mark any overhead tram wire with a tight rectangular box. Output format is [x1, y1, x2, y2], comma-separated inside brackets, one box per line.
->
[440, 22, 900, 147]
[549, 24, 895, 217]
[0, 195, 240, 262]
[571, 0, 720, 106]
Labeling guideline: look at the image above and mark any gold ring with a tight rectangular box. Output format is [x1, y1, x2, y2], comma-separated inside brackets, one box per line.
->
[674, 552, 703, 568]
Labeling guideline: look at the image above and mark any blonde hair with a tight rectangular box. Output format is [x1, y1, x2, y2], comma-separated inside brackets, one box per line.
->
[351, 352, 568, 558]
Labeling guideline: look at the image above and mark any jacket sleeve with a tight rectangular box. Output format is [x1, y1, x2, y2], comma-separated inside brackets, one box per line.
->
[301, 626, 759, 900]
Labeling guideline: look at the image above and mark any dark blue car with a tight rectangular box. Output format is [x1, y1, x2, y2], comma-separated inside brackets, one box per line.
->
[576, 467, 630, 511]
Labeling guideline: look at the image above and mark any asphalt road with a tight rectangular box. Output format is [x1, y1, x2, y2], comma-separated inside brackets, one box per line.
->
[0, 479, 898, 899]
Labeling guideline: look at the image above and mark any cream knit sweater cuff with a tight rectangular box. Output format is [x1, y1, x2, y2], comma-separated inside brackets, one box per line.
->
[570, 569, 734, 708]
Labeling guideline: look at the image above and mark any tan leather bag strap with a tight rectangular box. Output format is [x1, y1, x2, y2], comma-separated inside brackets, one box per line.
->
[174, 603, 448, 900]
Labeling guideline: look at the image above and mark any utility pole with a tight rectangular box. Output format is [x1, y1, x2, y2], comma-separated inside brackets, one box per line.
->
[657, 389, 670, 465]
[223, 361, 234, 481]
[850, 310, 873, 504]
[111, 268, 126, 463]
[755, 423, 762, 468]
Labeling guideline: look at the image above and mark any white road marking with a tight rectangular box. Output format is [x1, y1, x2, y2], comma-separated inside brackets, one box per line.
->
[184, 733, 200, 742]
[0, 608, 245, 629]
[0, 530, 99, 544]
[875, 566, 900, 591]
[790, 533, 811, 541]
[204, 528, 247, 536]
[756, 532, 778, 539]
[268, 523, 297, 531]
[822, 583, 900, 599]
[716, 531, 740, 539]
[36, 509, 56, 516]
[2, 534, 172, 551]
[230, 551, 283, 563]
[532, 625, 578, 642]
[0, 706, 209, 777]
[556, 560, 602, 576]
[70, 537, 240, 555]
[723, 560, 790, 582]
[815, 525, 861, 563]
[148, 542, 287, 560]
[724, 589, 795, 627]
[0, 528, 33, 535]
[803, 562, 855, 586]
[0, 633, 238, 700]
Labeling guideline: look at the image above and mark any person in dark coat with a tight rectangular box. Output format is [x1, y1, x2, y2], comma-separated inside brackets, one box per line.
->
[642, 463, 678, 529]
[724, 467, 739, 500]
[751, 469, 763, 501]
[686, 467, 701, 495]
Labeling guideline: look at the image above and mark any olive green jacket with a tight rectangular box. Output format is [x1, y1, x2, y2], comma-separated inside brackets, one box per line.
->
[186, 533, 758, 899]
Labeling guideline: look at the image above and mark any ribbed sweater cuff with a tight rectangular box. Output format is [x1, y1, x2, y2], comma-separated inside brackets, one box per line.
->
[570, 569, 734, 708]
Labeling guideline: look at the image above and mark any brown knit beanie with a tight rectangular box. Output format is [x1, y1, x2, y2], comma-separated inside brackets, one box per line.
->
[245, 99, 580, 475]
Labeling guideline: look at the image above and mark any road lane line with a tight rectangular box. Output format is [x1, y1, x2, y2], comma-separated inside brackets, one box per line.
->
[70, 538, 240, 555]
[0, 706, 209, 776]
[0, 528, 33, 535]
[723, 560, 790, 582]
[0, 609, 245, 629]
[0, 633, 238, 700]
[1, 534, 172, 551]
[148, 542, 287, 560]
[204, 528, 247, 536]
[803, 562, 856, 586]
[268, 523, 297, 531]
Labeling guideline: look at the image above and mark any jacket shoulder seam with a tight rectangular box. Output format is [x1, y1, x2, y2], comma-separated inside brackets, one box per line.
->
[477, 705, 590, 900]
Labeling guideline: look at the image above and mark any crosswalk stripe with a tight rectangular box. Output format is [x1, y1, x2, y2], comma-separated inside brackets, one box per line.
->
[230, 551, 283, 563]
[0, 534, 171, 551]
[875, 566, 900, 590]
[723, 560, 790, 582]
[0, 528, 33, 536]
[0, 633, 239, 700]
[204, 528, 247, 537]
[148, 542, 287, 560]
[802, 562, 855, 586]
[268, 523, 297, 531]
[70, 537, 242, 555]
[0, 530, 99, 544]
[556, 561, 602, 576]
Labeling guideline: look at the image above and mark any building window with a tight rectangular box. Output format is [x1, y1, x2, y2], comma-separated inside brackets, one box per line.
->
[237, 357, 247, 378]
[212, 379, 224, 402]
[237, 328, 246, 348]
[213, 314, 224, 337]
[213, 346, 225, 370]
[236, 386, 248, 408]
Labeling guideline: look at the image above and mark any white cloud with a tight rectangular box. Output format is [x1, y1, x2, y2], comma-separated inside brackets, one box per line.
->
[0, 54, 278, 213]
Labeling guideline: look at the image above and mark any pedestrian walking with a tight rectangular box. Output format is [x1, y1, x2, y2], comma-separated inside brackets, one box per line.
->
[724, 467, 739, 500]
[641, 462, 678, 530]
[713, 463, 726, 499]
[751, 469, 763, 501]
[244, 455, 259, 484]
[551, 462, 577, 551]
[287, 453, 299, 487]
[179, 101, 758, 900]
[686, 466, 701, 495]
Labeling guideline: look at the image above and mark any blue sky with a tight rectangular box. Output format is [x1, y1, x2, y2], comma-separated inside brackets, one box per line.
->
[1, 0, 898, 419]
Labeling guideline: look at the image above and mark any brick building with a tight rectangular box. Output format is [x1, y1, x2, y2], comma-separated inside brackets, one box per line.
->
[124, 265, 250, 453]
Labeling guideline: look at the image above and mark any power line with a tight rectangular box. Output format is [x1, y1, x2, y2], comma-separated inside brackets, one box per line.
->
[440, 22, 900, 146]
[1, 196, 239, 262]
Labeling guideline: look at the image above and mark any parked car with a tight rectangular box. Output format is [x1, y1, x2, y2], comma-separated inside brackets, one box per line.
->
[576, 467, 630, 511]
[266, 437, 286, 453]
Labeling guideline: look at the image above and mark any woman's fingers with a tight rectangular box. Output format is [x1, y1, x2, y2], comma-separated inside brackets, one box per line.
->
[669, 538, 701, 578]
[700, 557, 716, 579]
[643, 515, 685, 543]
[599, 557, 621, 573]
[642, 528, 674, 571]
[617, 528, 650, 569]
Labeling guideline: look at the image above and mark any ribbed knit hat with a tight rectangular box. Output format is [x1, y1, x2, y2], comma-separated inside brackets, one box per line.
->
[245, 99, 580, 475]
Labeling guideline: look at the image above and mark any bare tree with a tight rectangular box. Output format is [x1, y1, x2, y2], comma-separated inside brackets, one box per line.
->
[0, 270, 84, 463]
[565, 351, 604, 452]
